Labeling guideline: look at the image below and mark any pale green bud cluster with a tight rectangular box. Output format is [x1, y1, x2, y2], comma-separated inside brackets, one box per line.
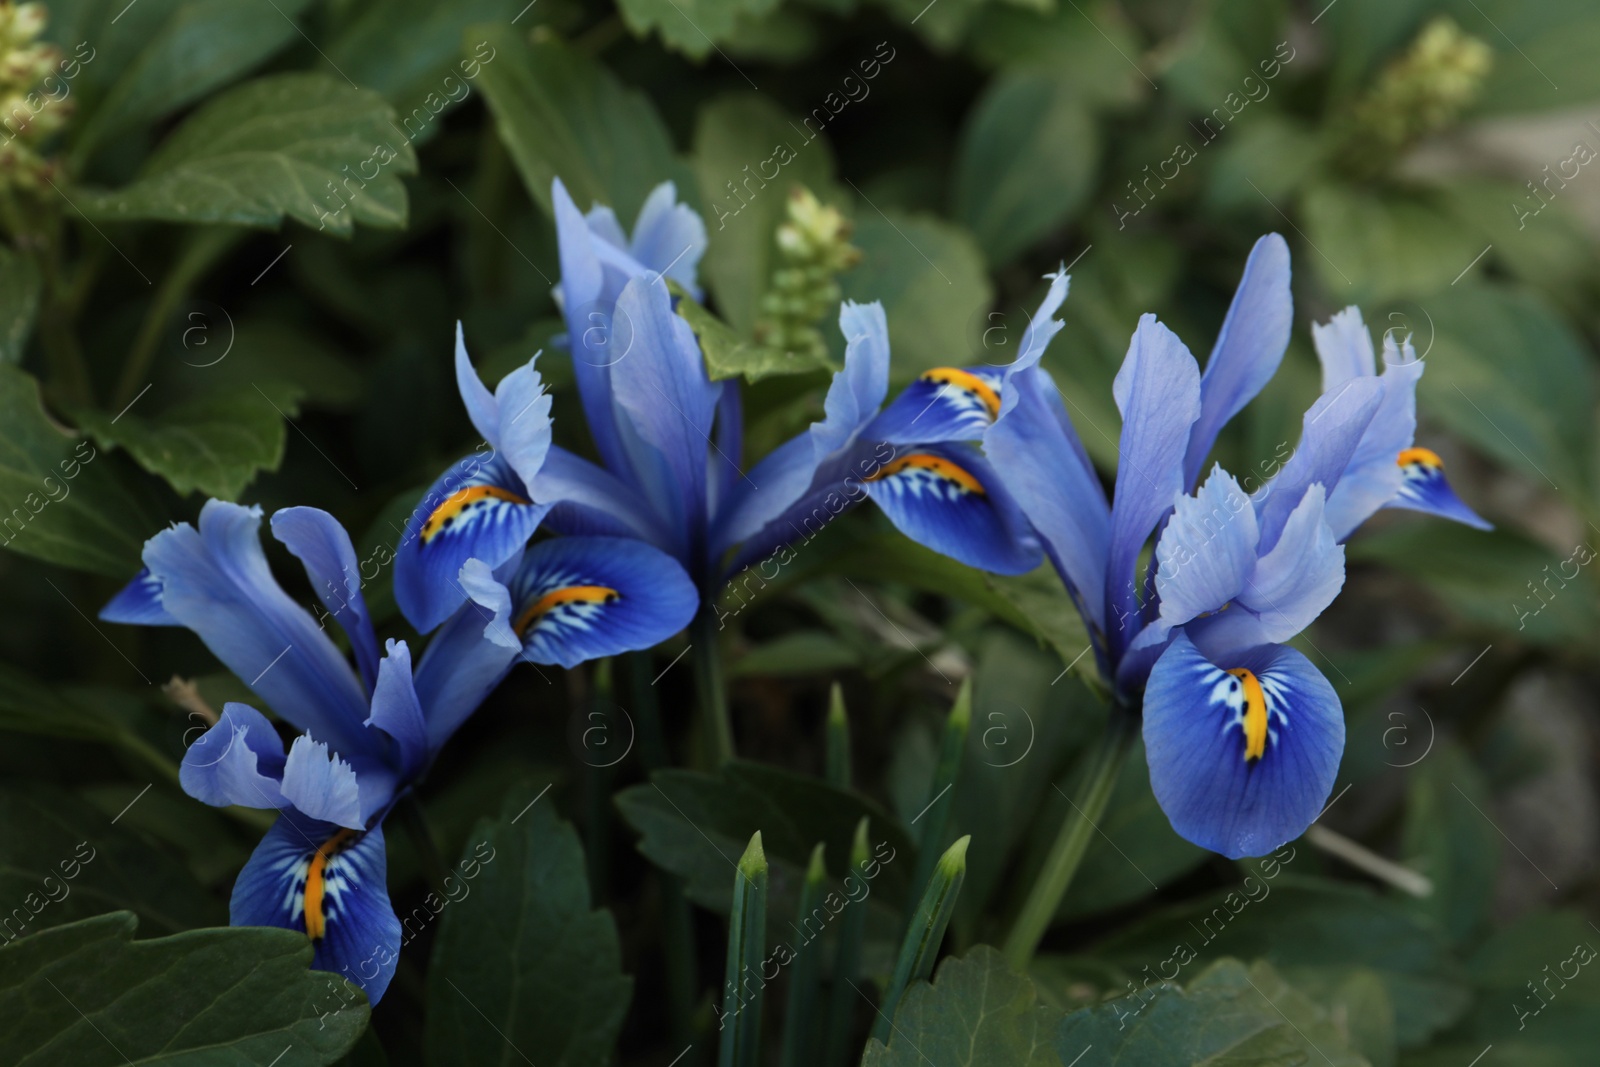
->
[754, 187, 861, 366]
[0, 2, 69, 195]
[1341, 17, 1493, 174]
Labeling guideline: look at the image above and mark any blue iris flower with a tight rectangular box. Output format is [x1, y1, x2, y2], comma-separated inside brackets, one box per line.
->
[99, 500, 694, 1001]
[396, 177, 1047, 631]
[983, 235, 1491, 858]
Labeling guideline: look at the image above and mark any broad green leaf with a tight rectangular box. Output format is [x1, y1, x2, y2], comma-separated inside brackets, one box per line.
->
[327, 0, 522, 120]
[953, 71, 1098, 265]
[0, 784, 223, 939]
[474, 25, 680, 221]
[1289, 967, 1398, 1067]
[1300, 183, 1484, 303]
[1348, 522, 1598, 650]
[426, 790, 631, 1067]
[70, 0, 314, 163]
[75, 74, 418, 235]
[160, 319, 365, 411]
[617, 0, 777, 58]
[674, 285, 833, 383]
[1448, 0, 1600, 114]
[861, 946, 1061, 1067]
[72, 383, 297, 502]
[0, 365, 157, 576]
[693, 93, 840, 339]
[839, 211, 992, 378]
[0, 245, 41, 364]
[1420, 282, 1596, 503]
[0, 912, 368, 1065]
[615, 761, 915, 934]
[1057, 735, 1208, 920]
[73, 383, 298, 500]
[967, 1, 1147, 107]
[1093, 879, 1470, 1047]
[1399, 741, 1499, 946]
[985, 566, 1094, 677]
[1057, 958, 1368, 1067]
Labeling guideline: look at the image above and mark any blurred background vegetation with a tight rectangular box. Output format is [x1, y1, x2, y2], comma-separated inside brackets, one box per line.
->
[0, 0, 1595, 1064]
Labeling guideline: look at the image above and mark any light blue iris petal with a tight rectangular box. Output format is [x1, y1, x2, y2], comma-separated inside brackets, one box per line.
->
[862, 444, 1042, 576]
[1153, 465, 1259, 627]
[628, 181, 707, 298]
[142, 500, 374, 759]
[1143, 632, 1344, 859]
[1106, 314, 1202, 655]
[454, 322, 501, 450]
[814, 301, 891, 456]
[865, 365, 1005, 446]
[534, 445, 668, 543]
[99, 566, 181, 626]
[392, 451, 553, 634]
[1311, 306, 1377, 393]
[231, 812, 401, 1003]
[1319, 322, 1422, 539]
[1253, 375, 1383, 553]
[1184, 234, 1292, 488]
[413, 595, 521, 753]
[501, 536, 700, 668]
[271, 506, 380, 693]
[984, 364, 1110, 630]
[280, 735, 365, 830]
[178, 702, 288, 811]
[366, 639, 429, 778]
[492, 356, 554, 493]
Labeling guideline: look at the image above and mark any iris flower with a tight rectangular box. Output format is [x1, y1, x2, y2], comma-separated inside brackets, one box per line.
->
[984, 235, 1490, 858]
[397, 177, 1043, 641]
[100, 500, 693, 1000]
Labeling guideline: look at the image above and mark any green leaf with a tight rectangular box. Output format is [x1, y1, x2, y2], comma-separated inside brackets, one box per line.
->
[1399, 741, 1499, 945]
[426, 789, 631, 1066]
[1288, 967, 1397, 1067]
[158, 319, 366, 412]
[967, 1, 1147, 107]
[1419, 282, 1597, 504]
[1452, 0, 1600, 115]
[1092, 879, 1470, 1047]
[1057, 958, 1368, 1067]
[1300, 183, 1484, 303]
[617, 0, 776, 58]
[0, 912, 369, 1066]
[839, 211, 992, 378]
[0, 784, 224, 939]
[0, 365, 158, 576]
[952, 71, 1098, 265]
[474, 25, 681, 222]
[694, 94, 840, 339]
[860, 945, 1061, 1067]
[0, 245, 41, 364]
[674, 285, 833, 383]
[326, 0, 521, 115]
[615, 761, 915, 931]
[75, 73, 418, 235]
[70, 0, 315, 162]
[73, 384, 297, 500]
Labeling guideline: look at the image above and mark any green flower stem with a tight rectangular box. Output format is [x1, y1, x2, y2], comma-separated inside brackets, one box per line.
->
[871, 835, 970, 1044]
[822, 818, 871, 1067]
[719, 831, 769, 1067]
[690, 608, 735, 765]
[824, 682, 851, 788]
[779, 843, 828, 1067]
[1001, 710, 1137, 971]
[582, 659, 615, 901]
[903, 678, 971, 921]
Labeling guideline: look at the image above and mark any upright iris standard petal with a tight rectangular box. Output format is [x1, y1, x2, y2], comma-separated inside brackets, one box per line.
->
[142, 501, 374, 759]
[412, 598, 522, 753]
[627, 181, 708, 298]
[178, 703, 288, 811]
[461, 536, 699, 669]
[1105, 315, 1202, 653]
[1389, 447, 1492, 529]
[861, 444, 1042, 575]
[231, 812, 402, 1003]
[1150, 466, 1258, 626]
[99, 566, 181, 626]
[1310, 306, 1377, 391]
[366, 640, 429, 779]
[1143, 633, 1343, 859]
[280, 736, 364, 830]
[1183, 234, 1292, 488]
[393, 451, 554, 634]
[1253, 376, 1383, 553]
[272, 507, 381, 692]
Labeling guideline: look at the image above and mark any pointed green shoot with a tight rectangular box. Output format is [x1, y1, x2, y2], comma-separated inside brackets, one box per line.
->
[905, 677, 971, 914]
[825, 682, 852, 789]
[822, 817, 872, 1067]
[872, 834, 970, 1044]
[779, 842, 828, 1067]
[719, 831, 769, 1067]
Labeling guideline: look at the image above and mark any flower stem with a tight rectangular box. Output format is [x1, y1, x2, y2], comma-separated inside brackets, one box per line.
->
[690, 609, 734, 765]
[1001, 710, 1137, 971]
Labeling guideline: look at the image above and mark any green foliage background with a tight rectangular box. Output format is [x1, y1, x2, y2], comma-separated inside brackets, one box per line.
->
[0, 0, 1596, 1064]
